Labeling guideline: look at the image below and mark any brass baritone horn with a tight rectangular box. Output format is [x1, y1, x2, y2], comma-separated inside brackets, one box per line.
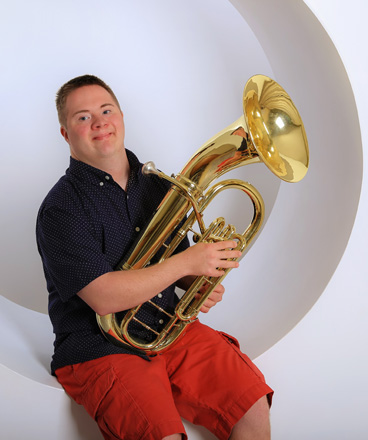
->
[96, 74, 309, 353]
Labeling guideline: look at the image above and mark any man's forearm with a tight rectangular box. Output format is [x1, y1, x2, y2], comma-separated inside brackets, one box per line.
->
[77, 252, 187, 315]
[77, 240, 240, 316]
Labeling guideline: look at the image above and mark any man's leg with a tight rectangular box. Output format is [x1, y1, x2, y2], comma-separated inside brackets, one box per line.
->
[164, 320, 273, 440]
[230, 396, 271, 440]
[56, 354, 187, 440]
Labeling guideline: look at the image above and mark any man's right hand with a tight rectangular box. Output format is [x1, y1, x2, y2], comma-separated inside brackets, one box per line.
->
[178, 240, 241, 278]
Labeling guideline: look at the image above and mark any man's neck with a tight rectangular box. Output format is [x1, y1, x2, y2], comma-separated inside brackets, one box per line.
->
[72, 148, 131, 190]
[100, 149, 130, 190]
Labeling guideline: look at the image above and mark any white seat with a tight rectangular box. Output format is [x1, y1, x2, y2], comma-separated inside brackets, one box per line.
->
[0, 295, 215, 439]
[0, 295, 102, 440]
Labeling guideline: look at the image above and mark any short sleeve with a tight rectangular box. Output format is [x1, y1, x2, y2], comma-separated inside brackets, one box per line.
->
[37, 205, 112, 302]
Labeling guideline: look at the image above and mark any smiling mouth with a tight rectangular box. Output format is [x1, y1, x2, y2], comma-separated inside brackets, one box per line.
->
[93, 133, 112, 141]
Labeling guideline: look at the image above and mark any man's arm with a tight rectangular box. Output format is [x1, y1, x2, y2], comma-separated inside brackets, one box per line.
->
[77, 240, 240, 315]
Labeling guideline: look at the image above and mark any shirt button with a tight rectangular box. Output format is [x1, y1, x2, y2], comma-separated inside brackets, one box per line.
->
[157, 293, 163, 299]
[135, 227, 140, 232]
[105, 175, 110, 180]
[159, 319, 164, 325]
[99, 182, 104, 186]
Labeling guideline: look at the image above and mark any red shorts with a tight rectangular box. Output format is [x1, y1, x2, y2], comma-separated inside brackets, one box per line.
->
[56, 320, 273, 440]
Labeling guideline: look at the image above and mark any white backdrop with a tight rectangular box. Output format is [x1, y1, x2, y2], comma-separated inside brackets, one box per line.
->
[252, 1, 368, 438]
[0, 0, 367, 439]
[233, 0, 368, 440]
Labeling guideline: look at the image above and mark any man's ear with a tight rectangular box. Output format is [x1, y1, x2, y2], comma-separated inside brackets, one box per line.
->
[60, 126, 69, 144]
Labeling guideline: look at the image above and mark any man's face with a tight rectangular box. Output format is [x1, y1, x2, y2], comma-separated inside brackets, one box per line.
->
[61, 85, 125, 166]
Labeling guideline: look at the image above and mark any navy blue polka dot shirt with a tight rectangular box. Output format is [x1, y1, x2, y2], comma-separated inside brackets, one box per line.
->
[36, 149, 189, 374]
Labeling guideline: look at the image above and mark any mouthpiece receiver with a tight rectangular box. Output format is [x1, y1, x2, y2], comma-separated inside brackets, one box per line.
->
[142, 161, 160, 177]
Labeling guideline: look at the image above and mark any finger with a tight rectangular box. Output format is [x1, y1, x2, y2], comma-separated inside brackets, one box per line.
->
[212, 240, 238, 250]
[217, 249, 242, 260]
[196, 286, 224, 301]
[202, 291, 222, 305]
[217, 259, 239, 270]
[206, 295, 222, 306]
[198, 282, 210, 294]
[209, 268, 226, 277]
[203, 297, 217, 306]
[212, 284, 225, 294]
[200, 298, 217, 313]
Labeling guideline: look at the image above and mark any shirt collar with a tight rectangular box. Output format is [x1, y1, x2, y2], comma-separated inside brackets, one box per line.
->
[66, 148, 142, 188]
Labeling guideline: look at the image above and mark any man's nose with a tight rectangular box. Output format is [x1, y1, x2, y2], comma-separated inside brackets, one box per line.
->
[92, 115, 108, 129]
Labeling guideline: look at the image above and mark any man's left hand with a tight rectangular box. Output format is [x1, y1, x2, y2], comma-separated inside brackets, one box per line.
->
[197, 283, 225, 313]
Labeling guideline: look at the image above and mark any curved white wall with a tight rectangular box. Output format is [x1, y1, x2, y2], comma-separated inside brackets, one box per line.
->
[1, 0, 367, 439]
[247, 0, 368, 438]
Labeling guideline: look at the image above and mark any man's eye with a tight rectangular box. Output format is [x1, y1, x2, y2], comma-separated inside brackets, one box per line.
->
[79, 115, 89, 121]
[103, 109, 111, 115]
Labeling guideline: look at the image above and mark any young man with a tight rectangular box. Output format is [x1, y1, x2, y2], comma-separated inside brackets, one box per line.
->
[36, 75, 273, 440]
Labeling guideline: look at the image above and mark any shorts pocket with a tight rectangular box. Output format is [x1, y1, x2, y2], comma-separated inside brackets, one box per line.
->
[85, 366, 150, 439]
[217, 331, 265, 381]
[217, 330, 241, 348]
[80, 366, 117, 420]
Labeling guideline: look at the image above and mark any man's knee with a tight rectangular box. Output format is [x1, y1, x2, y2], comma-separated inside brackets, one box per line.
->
[247, 395, 270, 419]
[230, 396, 271, 440]
[162, 434, 182, 440]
